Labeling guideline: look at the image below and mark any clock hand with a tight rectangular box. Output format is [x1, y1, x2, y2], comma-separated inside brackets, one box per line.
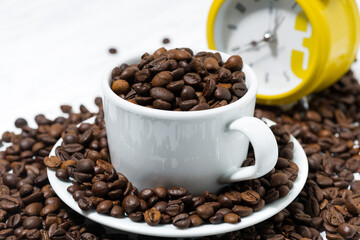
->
[268, 0, 274, 32]
[271, 11, 285, 38]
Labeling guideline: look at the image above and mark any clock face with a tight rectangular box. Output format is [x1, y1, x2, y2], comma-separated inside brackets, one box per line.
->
[214, 0, 313, 96]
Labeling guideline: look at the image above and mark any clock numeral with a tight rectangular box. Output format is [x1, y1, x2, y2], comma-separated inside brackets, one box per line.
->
[227, 24, 237, 30]
[235, 2, 246, 13]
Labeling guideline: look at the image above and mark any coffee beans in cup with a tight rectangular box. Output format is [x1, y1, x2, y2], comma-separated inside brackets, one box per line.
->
[110, 48, 247, 111]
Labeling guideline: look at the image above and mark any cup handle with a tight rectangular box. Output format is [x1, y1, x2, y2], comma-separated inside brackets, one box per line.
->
[219, 116, 278, 183]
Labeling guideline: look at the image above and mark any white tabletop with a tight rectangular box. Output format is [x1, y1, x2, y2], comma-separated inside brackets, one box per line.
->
[0, 0, 359, 133]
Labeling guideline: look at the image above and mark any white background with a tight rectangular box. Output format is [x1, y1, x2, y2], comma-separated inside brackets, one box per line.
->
[0, 0, 359, 133]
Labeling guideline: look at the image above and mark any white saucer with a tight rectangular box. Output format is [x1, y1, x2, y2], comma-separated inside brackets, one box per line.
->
[47, 117, 308, 238]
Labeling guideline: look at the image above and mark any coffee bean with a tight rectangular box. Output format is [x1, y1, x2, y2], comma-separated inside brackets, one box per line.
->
[214, 86, 231, 101]
[122, 195, 140, 214]
[204, 57, 219, 72]
[40, 204, 59, 217]
[190, 103, 210, 111]
[2, 173, 18, 188]
[224, 191, 242, 205]
[180, 85, 197, 101]
[153, 99, 172, 110]
[112, 80, 130, 95]
[150, 87, 174, 103]
[43, 156, 62, 169]
[96, 200, 113, 214]
[337, 223, 355, 238]
[138, 189, 153, 201]
[151, 71, 173, 87]
[209, 213, 223, 224]
[0, 195, 20, 211]
[63, 143, 84, 153]
[78, 197, 93, 211]
[91, 181, 108, 198]
[76, 159, 95, 174]
[23, 216, 42, 229]
[231, 82, 247, 98]
[15, 117, 28, 128]
[196, 204, 214, 219]
[128, 211, 143, 222]
[168, 187, 187, 199]
[218, 194, 234, 208]
[241, 190, 260, 205]
[55, 169, 68, 181]
[144, 207, 161, 226]
[224, 55, 243, 71]
[224, 213, 240, 224]
[179, 99, 198, 111]
[271, 173, 289, 187]
[165, 200, 184, 216]
[183, 73, 201, 86]
[173, 213, 190, 229]
[232, 205, 253, 217]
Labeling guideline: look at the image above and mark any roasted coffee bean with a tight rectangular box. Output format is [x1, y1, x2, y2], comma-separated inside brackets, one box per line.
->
[55, 168, 68, 181]
[218, 194, 234, 208]
[223, 55, 243, 71]
[78, 197, 93, 211]
[203, 57, 219, 72]
[150, 87, 174, 103]
[196, 204, 214, 219]
[144, 207, 161, 226]
[15, 117, 28, 128]
[271, 173, 288, 187]
[23, 216, 42, 229]
[241, 190, 260, 205]
[168, 187, 187, 199]
[91, 181, 108, 198]
[179, 99, 198, 111]
[232, 205, 253, 217]
[0, 195, 20, 211]
[110, 205, 125, 218]
[189, 214, 203, 227]
[122, 195, 140, 214]
[40, 204, 59, 216]
[138, 188, 153, 201]
[165, 200, 184, 216]
[183, 73, 201, 86]
[337, 223, 355, 238]
[2, 173, 18, 188]
[209, 213, 223, 224]
[173, 213, 191, 229]
[153, 99, 171, 110]
[224, 213, 240, 224]
[43, 156, 62, 169]
[96, 200, 113, 214]
[128, 211, 143, 222]
[151, 71, 173, 87]
[214, 86, 231, 101]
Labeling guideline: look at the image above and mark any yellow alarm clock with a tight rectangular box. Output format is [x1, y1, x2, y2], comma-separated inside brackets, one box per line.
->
[207, 0, 360, 105]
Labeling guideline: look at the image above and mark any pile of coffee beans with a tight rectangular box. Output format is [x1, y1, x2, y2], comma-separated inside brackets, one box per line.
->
[1, 69, 360, 239]
[45, 101, 296, 229]
[111, 48, 247, 111]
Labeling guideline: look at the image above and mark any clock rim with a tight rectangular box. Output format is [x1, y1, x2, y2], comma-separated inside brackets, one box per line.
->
[206, 0, 330, 105]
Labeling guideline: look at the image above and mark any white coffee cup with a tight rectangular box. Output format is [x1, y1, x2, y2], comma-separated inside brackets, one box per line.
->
[101, 49, 278, 194]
